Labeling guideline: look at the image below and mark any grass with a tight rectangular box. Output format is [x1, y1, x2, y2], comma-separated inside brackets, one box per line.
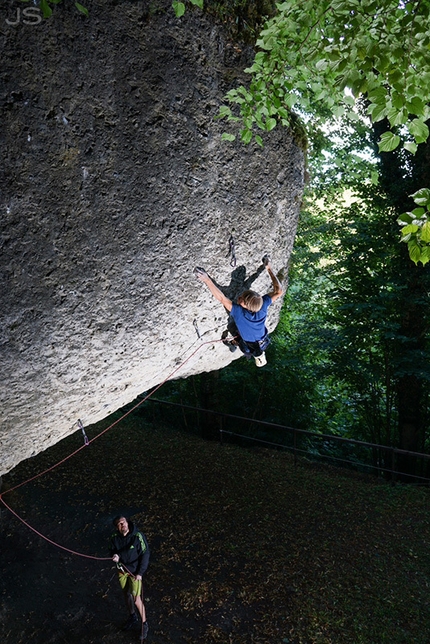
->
[1, 410, 430, 643]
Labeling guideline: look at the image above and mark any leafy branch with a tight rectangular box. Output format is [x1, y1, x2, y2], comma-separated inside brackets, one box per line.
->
[398, 189, 430, 265]
[215, 0, 430, 152]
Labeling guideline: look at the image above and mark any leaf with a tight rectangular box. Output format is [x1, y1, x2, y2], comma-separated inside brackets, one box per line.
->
[226, 89, 238, 100]
[315, 59, 328, 71]
[419, 245, 430, 266]
[421, 221, 430, 243]
[403, 141, 418, 155]
[189, 0, 204, 7]
[266, 117, 277, 131]
[406, 96, 425, 117]
[408, 239, 422, 264]
[368, 103, 388, 122]
[411, 188, 430, 207]
[397, 213, 414, 225]
[332, 105, 345, 118]
[387, 107, 407, 127]
[391, 92, 404, 110]
[411, 208, 426, 218]
[240, 129, 253, 144]
[221, 132, 236, 142]
[401, 224, 419, 235]
[75, 2, 89, 16]
[172, 1, 185, 17]
[40, 0, 52, 18]
[216, 105, 232, 120]
[255, 135, 264, 147]
[378, 131, 400, 152]
[367, 86, 388, 104]
[408, 118, 429, 144]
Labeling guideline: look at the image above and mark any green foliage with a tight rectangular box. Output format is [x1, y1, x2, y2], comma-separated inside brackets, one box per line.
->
[173, 0, 203, 16]
[172, 1, 186, 16]
[398, 189, 430, 265]
[20, 0, 88, 17]
[277, 113, 430, 451]
[74, 2, 88, 16]
[216, 0, 430, 150]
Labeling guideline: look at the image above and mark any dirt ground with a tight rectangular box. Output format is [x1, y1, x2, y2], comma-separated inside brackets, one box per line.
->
[1, 415, 292, 644]
[1, 412, 430, 644]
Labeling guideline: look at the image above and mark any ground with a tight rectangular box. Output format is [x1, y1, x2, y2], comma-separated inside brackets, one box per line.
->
[1, 410, 430, 644]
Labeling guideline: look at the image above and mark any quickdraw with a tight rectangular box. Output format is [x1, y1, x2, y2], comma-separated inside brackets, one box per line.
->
[78, 419, 89, 446]
[193, 319, 201, 339]
[227, 233, 237, 268]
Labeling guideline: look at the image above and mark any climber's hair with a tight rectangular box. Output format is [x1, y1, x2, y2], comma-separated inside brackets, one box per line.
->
[239, 290, 263, 312]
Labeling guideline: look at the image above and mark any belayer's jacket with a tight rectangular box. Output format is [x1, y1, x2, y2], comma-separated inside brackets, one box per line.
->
[109, 520, 150, 577]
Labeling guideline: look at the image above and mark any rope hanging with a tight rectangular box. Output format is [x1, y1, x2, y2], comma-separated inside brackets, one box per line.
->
[0, 336, 226, 558]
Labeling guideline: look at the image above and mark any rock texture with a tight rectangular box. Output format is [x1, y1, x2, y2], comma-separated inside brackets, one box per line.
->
[0, 0, 304, 475]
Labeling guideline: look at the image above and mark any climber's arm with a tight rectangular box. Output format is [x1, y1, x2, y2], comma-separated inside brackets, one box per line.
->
[266, 262, 284, 303]
[195, 268, 233, 312]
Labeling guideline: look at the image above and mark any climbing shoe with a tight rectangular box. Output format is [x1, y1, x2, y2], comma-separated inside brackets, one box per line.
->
[139, 621, 149, 641]
[254, 353, 267, 367]
[121, 613, 138, 631]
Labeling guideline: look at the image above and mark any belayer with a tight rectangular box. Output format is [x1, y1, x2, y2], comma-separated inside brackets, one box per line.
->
[195, 255, 284, 367]
[110, 516, 150, 640]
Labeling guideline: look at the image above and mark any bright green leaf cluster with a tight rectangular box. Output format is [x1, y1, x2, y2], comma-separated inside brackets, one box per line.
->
[217, 0, 430, 149]
[398, 189, 430, 265]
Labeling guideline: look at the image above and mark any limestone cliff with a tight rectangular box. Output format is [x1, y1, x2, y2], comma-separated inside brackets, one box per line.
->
[0, 0, 304, 475]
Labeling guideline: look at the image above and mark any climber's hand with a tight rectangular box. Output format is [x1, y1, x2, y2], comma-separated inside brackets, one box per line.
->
[194, 267, 209, 283]
[262, 254, 271, 269]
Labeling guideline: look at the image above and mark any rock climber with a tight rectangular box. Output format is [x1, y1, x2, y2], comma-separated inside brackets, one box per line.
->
[110, 515, 150, 640]
[194, 256, 284, 367]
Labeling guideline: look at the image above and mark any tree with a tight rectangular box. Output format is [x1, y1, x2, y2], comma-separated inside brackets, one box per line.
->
[277, 107, 430, 476]
[218, 0, 430, 153]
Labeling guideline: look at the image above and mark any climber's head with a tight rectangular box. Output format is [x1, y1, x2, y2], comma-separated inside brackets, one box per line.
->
[237, 290, 263, 312]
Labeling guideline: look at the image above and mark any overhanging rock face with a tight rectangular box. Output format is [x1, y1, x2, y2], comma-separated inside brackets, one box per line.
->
[0, 1, 304, 475]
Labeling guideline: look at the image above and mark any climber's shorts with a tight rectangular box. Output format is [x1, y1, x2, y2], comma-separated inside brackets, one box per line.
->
[118, 570, 142, 597]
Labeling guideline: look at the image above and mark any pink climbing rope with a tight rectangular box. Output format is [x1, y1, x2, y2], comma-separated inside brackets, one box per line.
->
[0, 336, 230, 559]
[0, 495, 110, 560]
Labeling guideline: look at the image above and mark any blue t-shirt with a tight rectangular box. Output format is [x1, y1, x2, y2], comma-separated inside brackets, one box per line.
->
[231, 294, 272, 342]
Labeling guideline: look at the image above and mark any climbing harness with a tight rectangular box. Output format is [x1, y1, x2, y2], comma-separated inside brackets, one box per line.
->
[227, 232, 237, 268]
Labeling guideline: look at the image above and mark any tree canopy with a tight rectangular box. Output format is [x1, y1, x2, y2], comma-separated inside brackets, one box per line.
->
[218, 0, 430, 153]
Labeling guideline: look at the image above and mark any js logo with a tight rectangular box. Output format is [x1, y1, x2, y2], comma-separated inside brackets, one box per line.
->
[5, 7, 43, 25]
